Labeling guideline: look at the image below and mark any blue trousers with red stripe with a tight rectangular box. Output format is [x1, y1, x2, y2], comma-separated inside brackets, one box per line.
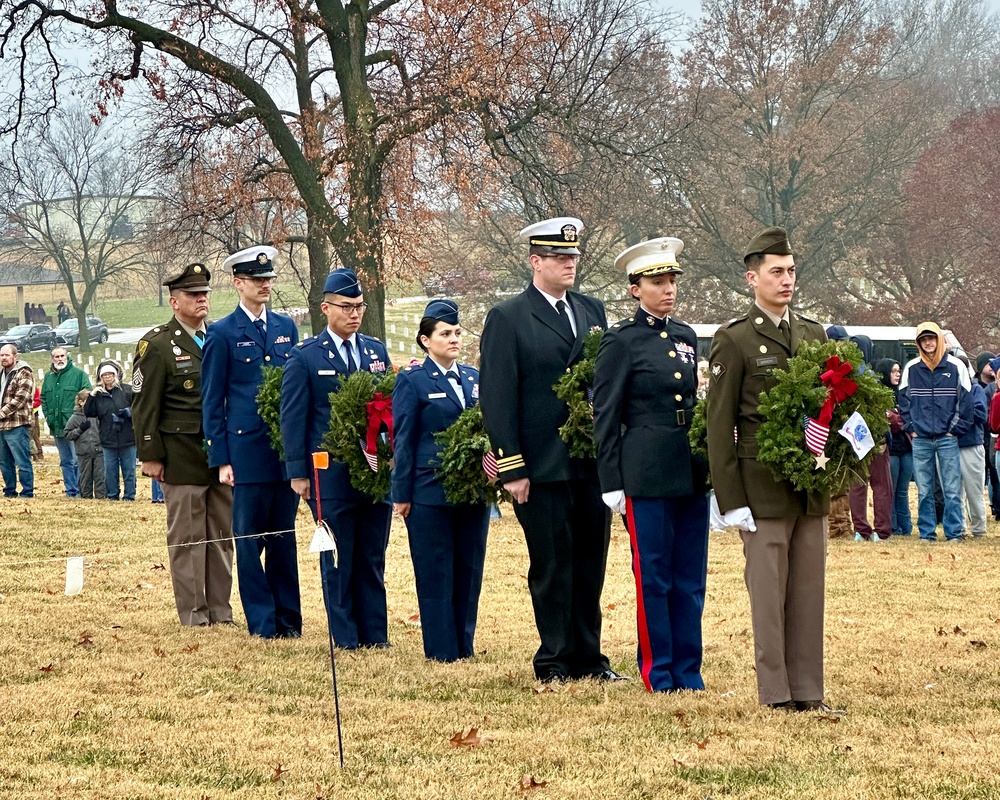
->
[625, 494, 709, 692]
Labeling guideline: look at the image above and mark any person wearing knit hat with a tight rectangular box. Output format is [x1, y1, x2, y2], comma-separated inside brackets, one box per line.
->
[899, 322, 974, 541]
[953, 352, 990, 537]
[974, 353, 1000, 521]
[84, 359, 136, 501]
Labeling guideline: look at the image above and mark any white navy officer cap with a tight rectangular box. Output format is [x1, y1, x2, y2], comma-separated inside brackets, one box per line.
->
[519, 216, 584, 255]
[223, 245, 278, 278]
[614, 237, 684, 280]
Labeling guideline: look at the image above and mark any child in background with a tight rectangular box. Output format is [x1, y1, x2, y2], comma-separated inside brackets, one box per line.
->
[63, 389, 106, 499]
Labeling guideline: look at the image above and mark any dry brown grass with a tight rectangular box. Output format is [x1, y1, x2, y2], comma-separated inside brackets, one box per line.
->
[2, 465, 1000, 799]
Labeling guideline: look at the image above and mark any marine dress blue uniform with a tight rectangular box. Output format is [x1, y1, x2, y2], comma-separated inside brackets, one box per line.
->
[592, 238, 710, 693]
[280, 270, 393, 649]
[202, 245, 302, 639]
[391, 303, 489, 662]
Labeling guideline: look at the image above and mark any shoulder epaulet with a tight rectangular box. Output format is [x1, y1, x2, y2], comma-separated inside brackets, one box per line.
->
[609, 316, 636, 331]
[796, 313, 822, 324]
[722, 315, 746, 329]
[360, 332, 384, 344]
[298, 335, 318, 348]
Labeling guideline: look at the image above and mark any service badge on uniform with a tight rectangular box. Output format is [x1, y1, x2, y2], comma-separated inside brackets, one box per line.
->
[561, 224, 576, 241]
[132, 366, 144, 392]
[711, 362, 725, 379]
[137, 340, 148, 358]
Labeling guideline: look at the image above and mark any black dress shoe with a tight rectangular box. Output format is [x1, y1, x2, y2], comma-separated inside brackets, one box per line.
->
[590, 668, 631, 682]
[794, 700, 846, 714]
[767, 700, 796, 711]
[537, 669, 569, 684]
[363, 641, 392, 650]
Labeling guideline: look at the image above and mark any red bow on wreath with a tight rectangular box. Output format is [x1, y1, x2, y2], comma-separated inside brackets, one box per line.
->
[817, 356, 858, 426]
[361, 393, 393, 472]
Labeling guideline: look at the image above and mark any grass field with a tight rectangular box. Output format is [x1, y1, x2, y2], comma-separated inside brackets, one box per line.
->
[2, 466, 1000, 799]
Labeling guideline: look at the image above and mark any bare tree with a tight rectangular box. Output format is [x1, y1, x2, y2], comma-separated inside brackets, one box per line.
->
[2, 107, 158, 350]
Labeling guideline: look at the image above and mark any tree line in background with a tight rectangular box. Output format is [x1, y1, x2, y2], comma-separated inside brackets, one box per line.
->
[2, 0, 999, 348]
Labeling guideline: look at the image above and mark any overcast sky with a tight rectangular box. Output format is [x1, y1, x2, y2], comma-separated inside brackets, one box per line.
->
[650, 0, 1000, 25]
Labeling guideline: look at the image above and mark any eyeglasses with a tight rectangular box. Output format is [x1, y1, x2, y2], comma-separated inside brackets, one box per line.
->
[327, 302, 368, 314]
[238, 276, 276, 287]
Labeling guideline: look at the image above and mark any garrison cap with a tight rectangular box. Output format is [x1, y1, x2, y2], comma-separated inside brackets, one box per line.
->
[323, 268, 363, 297]
[223, 245, 278, 278]
[520, 216, 584, 255]
[743, 226, 793, 263]
[423, 298, 460, 326]
[615, 237, 684, 280]
[163, 262, 212, 292]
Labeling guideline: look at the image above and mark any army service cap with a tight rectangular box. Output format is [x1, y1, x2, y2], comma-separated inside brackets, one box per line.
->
[743, 226, 793, 263]
[615, 237, 684, 279]
[223, 245, 278, 278]
[423, 298, 459, 325]
[519, 216, 584, 255]
[163, 262, 212, 293]
[323, 268, 363, 298]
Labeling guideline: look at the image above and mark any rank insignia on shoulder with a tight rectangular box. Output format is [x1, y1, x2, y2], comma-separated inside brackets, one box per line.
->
[710, 362, 725, 379]
[132, 366, 144, 392]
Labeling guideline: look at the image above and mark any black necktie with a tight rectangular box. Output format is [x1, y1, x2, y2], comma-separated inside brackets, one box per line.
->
[555, 299, 574, 339]
[343, 342, 358, 374]
[253, 318, 266, 342]
[447, 372, 465, 408]
[778, 319, 790, 347]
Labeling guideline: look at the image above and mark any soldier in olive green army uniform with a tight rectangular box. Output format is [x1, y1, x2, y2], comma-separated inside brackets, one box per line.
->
[706, 227, 838, 713]
[131, 263, 235, 627]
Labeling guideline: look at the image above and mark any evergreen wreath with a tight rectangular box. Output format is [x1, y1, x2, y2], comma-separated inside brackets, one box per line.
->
[756, 339, 895, 495]
[322, 369, 396, 501]
[256, 365, 285, 460]
[434, 405, 511, 506]
[688, 396, 710, 484]
[553, 327, 604, 459]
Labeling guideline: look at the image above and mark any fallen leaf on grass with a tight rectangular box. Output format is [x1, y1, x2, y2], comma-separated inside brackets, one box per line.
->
[672, 757, 688, 768]
[153, 647, 166, 658]
[150, 563, 165, 571]
[39, 663, 55, 673]
[694, 737, 709, 749]
[232, 663, 241, 671]
[407, 613, 420, 623]
[183, 643, 200, 653]
[954, 625, 965, 635]
[606, 603, 616, 611]
[970, 640, 987, 649]
[450, 727, 490, 748]
[76, 631, 94, 646]
[872, 665, 882, 675]
[271, 763, 290, 781]
[517, 775, 548, 794]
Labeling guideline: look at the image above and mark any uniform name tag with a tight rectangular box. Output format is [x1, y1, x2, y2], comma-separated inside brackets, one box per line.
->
[428, 392, 447, 399]
[237, 341, 256, 348]
[755, 356, 778, 367]
[318, 369, 338, 376]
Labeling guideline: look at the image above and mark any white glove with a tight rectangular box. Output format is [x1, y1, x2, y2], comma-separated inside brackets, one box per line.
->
[602, 490, 627, 515]
[710, 494, 756, 532]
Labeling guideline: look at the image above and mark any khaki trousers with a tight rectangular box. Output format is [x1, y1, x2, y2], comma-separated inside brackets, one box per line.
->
[740, 514, 827, 705]
[162, 481, 235, 626]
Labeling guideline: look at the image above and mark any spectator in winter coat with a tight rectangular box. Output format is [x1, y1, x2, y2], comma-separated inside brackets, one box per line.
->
[0, 344, 34, 498]
[41, 348, 91, 497]
[975, 352, 999, 520]
[84, 360, 136, 501]
[63, 389, 105, 499]
[875, 359, 913, 536]
[899, 322, 973, 542]
[848, 335, 892, 541]
[954, 353, 988, 537]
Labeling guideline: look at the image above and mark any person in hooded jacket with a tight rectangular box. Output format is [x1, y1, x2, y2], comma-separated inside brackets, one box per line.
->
[954, 352, 988, 537]
[899, 323, 973, 542]
[847, 335, 892, 540]
[875, 359, 913, 536]
[974, 352, 1000, 520]
[84, 359, 136, 501]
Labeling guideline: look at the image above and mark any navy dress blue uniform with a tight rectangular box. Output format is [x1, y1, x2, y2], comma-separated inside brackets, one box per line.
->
[202, 245, 301, 639]
[592, 236, 710, 692]
[479, 217, 613, 682]
[391, 302, 489, 662]
[280, 270, 393, 649]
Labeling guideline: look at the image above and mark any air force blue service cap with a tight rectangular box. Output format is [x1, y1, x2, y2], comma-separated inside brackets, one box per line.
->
[519, 216, 584, 255]
[423, 298, 460, 326]
[323, 268, 363, 297]
[223, 245, 278, 278]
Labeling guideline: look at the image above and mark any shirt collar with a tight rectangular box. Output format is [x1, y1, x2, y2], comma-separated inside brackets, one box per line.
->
[755, 303, 789, 328]
[428, 356, 458, 376]
[239, 303, 267, 326]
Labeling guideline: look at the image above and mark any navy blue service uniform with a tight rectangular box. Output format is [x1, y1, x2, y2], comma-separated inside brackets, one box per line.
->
[392, 348, 489, 662]
[593, 308, 709, 691]
[280, 318, 392, 649]
[202, 244, 301, 639]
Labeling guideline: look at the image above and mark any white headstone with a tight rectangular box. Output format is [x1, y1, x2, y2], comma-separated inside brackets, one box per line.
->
[115, 351, 121, 361]
[104, 348, 110, 358]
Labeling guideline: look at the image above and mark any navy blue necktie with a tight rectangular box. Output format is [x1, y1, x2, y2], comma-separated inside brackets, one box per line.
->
[253, 318, 266, 342]
[343, 342, 358, 374]
[447, 372, 465, 408]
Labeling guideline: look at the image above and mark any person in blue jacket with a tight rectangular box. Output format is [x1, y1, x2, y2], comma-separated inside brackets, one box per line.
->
[280, 268, 393, 649]
[391, 299, 489, 662]
[202, 245, 301, 638]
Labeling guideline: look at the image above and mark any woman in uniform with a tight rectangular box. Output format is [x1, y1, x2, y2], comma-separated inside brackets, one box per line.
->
[592, 237, 710, 692]
[391, 299, 490, 662]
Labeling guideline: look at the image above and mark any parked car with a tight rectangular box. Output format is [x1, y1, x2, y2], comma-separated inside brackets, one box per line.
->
[0, 324, 58, 351]
[55, 316, 110, 347]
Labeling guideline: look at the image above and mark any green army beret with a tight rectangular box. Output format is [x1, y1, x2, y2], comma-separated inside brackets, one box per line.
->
[743, 226, 793, 262]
